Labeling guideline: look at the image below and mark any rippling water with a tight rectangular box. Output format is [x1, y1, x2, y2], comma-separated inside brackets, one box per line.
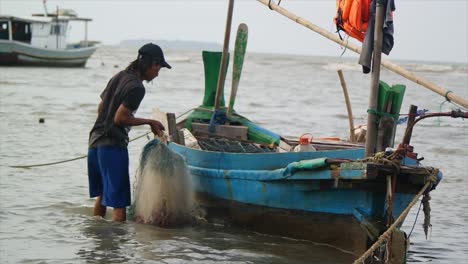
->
[0, 46, 467, 263]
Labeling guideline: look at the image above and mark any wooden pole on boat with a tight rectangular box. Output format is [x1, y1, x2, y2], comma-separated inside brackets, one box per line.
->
[365, 1, 385, 156]
[337, 70, 356, 142]
[401, 105, 418, 145]
[256, 0, 468, 109]
[84, 21, 88, 47]
[214, 0, 235, 111]
[167, 113, 181, 144]
[42, 0, 48, 17]
[7, 19, 12, 41]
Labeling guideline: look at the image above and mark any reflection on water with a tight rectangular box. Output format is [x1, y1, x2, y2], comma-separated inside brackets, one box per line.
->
[77, 219, 131, 263]
[74, 213, 355, 264]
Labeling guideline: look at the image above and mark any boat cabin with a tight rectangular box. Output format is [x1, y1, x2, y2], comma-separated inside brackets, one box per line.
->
[0, 9, 92, 50]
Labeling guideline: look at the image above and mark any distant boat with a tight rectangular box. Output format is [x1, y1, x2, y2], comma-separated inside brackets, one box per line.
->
[0, 7, 98, 67]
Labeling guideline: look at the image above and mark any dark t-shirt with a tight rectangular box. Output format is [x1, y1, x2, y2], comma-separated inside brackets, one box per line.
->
[88, 70, 145, 148]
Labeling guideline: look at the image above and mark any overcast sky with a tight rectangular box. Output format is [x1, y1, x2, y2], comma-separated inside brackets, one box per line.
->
[1, 0, 467, 63]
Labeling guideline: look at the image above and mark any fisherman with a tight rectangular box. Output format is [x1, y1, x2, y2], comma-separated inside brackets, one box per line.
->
[87, 43, 171, 222]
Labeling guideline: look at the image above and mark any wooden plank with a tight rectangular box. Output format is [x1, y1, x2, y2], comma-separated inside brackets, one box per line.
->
[192, 123, 248, 140]
[167, 113, 180, 144]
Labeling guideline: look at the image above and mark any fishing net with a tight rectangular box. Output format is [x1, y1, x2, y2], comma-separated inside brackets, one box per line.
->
[130, 139, 194, 227]
[196, 137, 275, 153]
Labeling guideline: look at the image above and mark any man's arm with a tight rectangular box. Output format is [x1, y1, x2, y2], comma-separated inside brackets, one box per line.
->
[114, 104, 165, 135]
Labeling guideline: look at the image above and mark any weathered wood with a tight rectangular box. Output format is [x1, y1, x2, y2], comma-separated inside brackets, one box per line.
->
[376, 118, 395, 152]
[377, 94, 396, 152]
[402, 105, 418, 146]
[365, 1, 385, 157]
[195, 192, 368, 256]
[214, 0, 234, 110]
[166, 113, 180, 144]
[256, 0, 468, 108]
[227, 23, 248, 119]
[337, 70, 356, 142]
[192, 123, 248, 140]
[178, 130, 185, 146]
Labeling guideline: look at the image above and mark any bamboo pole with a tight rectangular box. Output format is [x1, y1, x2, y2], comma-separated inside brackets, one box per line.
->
[337, 70, 356, 142]
[256, 0, 468, 109]
[214, 0, 235, 111]
[365, 1, 385, 156]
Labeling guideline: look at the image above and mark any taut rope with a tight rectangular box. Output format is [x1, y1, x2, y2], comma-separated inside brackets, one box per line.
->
[8, 108, 195, 169]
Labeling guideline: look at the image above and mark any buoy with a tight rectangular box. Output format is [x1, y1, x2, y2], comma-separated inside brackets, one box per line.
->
[38, 118, 45, 123]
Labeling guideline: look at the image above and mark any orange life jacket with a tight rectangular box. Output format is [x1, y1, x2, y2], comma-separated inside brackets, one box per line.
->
[334, 0, 371, 42]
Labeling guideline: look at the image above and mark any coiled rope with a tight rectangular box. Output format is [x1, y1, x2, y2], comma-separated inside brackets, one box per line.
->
[352, 168, 439, 264]
[9, 108, 195, 169]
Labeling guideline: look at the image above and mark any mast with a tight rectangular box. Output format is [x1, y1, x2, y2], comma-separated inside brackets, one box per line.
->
[84, 21, 88, 47]
[56, 6, 59, 49]
[43, 0, 48, 17]
[7, 19, 12, 41]
[365, 0, 386, 156]
[213, 0, 234, 111]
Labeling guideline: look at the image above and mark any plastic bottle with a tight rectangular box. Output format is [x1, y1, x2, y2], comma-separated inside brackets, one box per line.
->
[293, 133, 316, 152]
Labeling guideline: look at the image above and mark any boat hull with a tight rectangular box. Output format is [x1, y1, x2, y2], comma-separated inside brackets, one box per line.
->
[196, 192, 369, 255]
[0, 40, 97, 67]
[168, 142, 433, 259]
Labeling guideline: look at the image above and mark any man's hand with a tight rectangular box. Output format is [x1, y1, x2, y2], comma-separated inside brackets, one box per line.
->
[149, 120, 165, 136]
[114, 104, 165, 136]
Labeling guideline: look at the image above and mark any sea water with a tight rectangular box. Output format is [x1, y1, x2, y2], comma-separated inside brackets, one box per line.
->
[0, 46, 467, 263]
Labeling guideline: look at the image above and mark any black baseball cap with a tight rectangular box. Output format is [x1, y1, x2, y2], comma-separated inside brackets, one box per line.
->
[138, 43, 172, 69]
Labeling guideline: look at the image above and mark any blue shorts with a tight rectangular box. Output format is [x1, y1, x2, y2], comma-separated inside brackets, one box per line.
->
[87, 147, 131, 208]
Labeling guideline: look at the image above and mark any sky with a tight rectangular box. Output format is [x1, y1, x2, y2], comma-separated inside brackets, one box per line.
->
[1, 0, 467, 63]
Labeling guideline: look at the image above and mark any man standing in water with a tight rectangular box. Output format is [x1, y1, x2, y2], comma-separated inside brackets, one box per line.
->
[87, 43, 171, 222]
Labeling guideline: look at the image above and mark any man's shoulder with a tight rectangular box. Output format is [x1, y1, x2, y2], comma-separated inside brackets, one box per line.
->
[117, 70, 144, 89]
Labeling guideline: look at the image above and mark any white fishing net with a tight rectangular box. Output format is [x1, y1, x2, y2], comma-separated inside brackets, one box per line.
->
[130, 139, 194, 227]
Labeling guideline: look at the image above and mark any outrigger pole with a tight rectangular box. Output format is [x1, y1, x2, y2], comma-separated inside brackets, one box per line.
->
[256, 0, 468, 109]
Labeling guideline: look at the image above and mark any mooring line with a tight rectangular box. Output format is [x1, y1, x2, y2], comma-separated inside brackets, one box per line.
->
[8, 109, 195, 169]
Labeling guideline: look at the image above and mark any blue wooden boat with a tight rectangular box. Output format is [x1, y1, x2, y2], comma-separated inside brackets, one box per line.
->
[168, 118, 441, 259]
[163, 51, 444, 262]
[158, 2, 465, 262]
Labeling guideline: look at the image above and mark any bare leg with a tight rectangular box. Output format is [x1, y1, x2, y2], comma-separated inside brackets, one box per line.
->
[113, 208, 126, 222]
[93, 196, 107, 217]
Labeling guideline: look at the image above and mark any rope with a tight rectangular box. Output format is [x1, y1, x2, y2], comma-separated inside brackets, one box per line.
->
[444, 90, 453, 102]
[268, 0, 282, 10]
[408, 201, 423, 239]
[9, 154, 88, 169]
[422, 192, 432, 239]
[352, 168, 438, 264]
[8, 108, 195, 169]
[339, 35, 350, 57]
[367, 108, 399, 119]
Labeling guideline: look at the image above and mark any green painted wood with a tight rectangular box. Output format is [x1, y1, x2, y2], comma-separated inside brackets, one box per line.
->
[227, 23, 248, 118]
[201, 51, 229, 107]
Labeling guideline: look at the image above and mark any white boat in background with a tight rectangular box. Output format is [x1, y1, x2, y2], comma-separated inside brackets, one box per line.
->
[0, 7, 98, 67]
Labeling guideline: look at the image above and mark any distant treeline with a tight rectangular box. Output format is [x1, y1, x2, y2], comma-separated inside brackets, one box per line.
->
[119, 39, 222, 51]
